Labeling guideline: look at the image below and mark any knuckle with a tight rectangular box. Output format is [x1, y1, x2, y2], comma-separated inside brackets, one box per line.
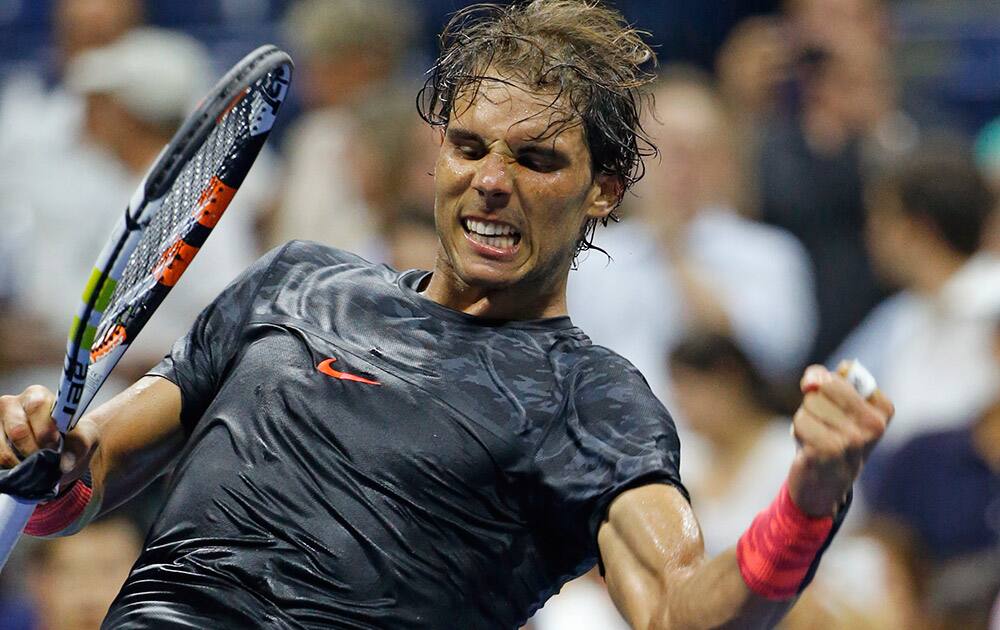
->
[0, 450, 17, 469]
[859, 408, 887, 433]
[21, 385, 52, 413]
[6, 418, 29, 441]
[845, 430, 867, 452]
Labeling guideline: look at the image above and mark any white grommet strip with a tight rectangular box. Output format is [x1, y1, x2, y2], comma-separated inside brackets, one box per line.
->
[845, 360, 877, 399]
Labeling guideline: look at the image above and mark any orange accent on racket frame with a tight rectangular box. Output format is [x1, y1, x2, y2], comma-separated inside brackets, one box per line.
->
[90, 324, 127, 363]
[194, 176, 237, 228]
[153, 239, 200, 287]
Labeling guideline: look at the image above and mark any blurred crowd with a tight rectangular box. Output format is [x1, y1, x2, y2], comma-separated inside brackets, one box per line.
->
[0, 0, 997, 628]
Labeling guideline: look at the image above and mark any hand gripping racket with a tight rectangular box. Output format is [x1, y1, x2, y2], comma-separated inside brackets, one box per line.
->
[0, 45, 293, 569]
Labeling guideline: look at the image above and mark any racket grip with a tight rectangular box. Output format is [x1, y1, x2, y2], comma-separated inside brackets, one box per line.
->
[0, 494, 37, 570]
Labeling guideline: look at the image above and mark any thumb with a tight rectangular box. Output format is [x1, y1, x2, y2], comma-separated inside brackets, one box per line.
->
[60, 417, 100, 477]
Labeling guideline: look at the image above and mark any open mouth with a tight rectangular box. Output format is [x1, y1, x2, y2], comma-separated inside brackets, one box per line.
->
[462, 218, 522, 251]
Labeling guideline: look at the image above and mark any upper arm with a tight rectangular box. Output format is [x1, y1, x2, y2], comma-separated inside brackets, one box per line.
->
[598, 483, 705, 630]
[88, 375, 185, 513]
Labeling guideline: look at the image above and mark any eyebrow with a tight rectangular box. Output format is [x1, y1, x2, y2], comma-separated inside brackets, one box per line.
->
[445, 127, 483, 145]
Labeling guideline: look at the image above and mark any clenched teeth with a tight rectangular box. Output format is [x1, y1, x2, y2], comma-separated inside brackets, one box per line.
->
[463, 218, 519, 237]
[468, 232, 518, 250]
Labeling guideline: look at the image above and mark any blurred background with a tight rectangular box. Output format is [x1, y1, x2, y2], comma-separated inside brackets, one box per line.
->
[0, 0, 997, 628]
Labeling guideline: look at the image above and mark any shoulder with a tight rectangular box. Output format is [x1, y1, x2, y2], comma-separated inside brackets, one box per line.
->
[271, 239, 374, 269]
[567, 343, 648, 384]
[254, 240, 387, 289]
[563, 344, 669, 420]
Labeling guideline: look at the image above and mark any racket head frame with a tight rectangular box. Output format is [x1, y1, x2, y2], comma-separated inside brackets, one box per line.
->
[52, 45, 293, 432]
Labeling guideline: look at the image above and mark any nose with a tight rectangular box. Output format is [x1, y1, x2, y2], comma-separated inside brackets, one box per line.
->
[471, 153, 512, 209]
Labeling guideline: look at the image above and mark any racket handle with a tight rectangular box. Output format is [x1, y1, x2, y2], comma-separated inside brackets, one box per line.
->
[0, 494, 37, 570]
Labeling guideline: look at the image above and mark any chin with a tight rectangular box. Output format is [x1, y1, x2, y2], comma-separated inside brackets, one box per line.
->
[456, 260, 524, 290]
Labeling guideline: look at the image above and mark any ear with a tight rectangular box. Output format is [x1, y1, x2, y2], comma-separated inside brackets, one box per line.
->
[584, 173, 622, 220]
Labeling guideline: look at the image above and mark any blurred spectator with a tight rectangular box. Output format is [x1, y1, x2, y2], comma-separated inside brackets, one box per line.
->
[351, 98, 441, 270]
[386, 208, 440, 272]
[0, 0, 142, 160]
[0, 27, 273, 386]
[720, 0, 920, 365]
[53, 0, 144, 70]
[836, 138, 1000, 455]
[865, 318, 1000, 629]
[26, 515, 143, 630]
[568, 68, 817, 409]
[264, 0, 417, 258]
[668, 333, 795, 555]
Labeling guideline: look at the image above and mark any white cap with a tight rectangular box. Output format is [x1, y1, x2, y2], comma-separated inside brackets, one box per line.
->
[65, 27, 212, 127]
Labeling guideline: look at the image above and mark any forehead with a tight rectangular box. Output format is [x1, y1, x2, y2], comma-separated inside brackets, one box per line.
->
[450, 77, 586, 150]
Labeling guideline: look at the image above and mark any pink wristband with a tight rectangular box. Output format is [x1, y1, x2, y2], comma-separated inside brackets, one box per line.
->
[736, 481, 834, 600]
[25, 480, 93, 537]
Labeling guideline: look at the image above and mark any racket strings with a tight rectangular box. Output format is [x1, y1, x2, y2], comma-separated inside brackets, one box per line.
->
[100, 94, 254, 330]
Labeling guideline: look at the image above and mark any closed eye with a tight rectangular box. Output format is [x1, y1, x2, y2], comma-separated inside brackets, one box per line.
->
[517, 149, 566, 173]
[455, 142, 485, 160]
[446, 128, 486, 160]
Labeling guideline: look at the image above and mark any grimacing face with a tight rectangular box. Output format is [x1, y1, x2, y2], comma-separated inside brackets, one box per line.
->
[432, 78, 617, 295]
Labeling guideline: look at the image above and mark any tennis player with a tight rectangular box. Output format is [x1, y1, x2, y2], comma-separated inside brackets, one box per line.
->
[0, 2, 892, 627]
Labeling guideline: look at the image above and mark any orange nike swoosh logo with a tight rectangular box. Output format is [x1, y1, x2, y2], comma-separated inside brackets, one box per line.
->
[316, 358, 381, 386]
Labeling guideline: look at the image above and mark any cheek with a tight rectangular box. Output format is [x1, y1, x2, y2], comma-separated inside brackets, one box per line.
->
[523, 173, 593, 232]
[433, 153, 470, 201]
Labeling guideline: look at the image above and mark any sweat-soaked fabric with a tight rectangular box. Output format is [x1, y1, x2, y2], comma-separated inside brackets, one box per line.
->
[105, 240, 685, 629]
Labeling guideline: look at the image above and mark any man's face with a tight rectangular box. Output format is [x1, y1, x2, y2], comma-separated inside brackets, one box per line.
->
[433, 78, 615, 292]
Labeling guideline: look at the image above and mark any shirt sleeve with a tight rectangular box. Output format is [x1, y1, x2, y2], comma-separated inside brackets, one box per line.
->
[147, 244, 288, 433]
[533, 347, 687, 559]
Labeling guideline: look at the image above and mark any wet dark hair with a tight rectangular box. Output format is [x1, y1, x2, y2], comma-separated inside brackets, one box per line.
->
[417, 0, 658, 258]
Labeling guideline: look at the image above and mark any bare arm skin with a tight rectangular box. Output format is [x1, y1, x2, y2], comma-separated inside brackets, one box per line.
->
[84, 376, 185, 514]
[0, 376, 185, 517]
[599, 485, 789, 630]
[600, 364, 894, 629]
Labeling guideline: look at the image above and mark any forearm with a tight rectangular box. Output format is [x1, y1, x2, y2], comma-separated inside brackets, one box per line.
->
[86, 375, 186, 515]
[648, 548, 790, 630]
[601, 483, 832, 630]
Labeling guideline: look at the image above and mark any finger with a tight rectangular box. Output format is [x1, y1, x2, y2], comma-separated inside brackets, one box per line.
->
[792, 407, 844, 462]
[801, 392, 851, 429]
[834, 360, 894, 419]
[19, 386, 59, 450]
[0, 421, 20, 469]
[806, 369, 888, 436]
[867, 388, 895, 423]
[0, 394, 39, 458]
[801, 393, 870, 454]
[61, 416, 100, 477]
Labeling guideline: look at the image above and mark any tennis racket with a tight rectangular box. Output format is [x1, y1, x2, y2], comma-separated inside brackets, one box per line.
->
[0, 45, 293, 569]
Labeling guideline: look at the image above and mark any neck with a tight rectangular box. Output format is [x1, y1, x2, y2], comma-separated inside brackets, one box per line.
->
[910, 248, 969, 294]
[421, 255, 570, 321]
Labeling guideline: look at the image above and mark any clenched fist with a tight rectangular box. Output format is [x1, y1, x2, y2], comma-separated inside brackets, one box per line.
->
[0, 386, 99, 487]
[788, 362, 894, 517]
